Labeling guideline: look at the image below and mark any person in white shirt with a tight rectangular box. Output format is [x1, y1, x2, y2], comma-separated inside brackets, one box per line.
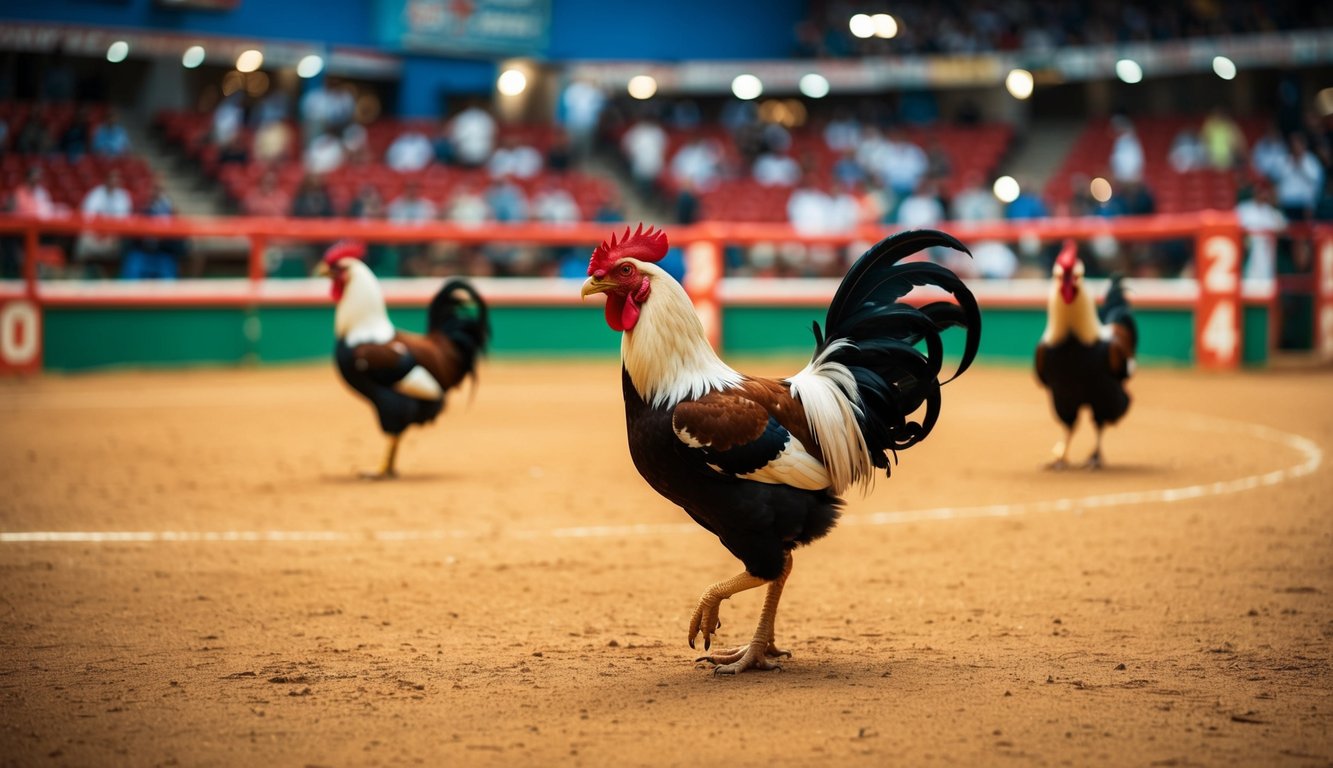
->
[1236, 183, 1288, 281]
[385, 130, 434, 173]
[77, 169, 134, 266]
[878, 129, 929, 198]
[1266, 132, 1324, 220]
[621, 118, 667, 197]
[450, 105, 497, 168]
[487, 136, 543, 179]
[1109, 116, 1145, 184]
[303, 130, 346, 175]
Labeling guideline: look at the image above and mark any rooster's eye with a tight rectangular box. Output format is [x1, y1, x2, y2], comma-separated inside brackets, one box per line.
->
[618, 264, 633, 277]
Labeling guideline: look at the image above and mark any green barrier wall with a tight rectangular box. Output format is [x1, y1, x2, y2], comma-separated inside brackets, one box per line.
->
[40, 303, 1270, 371]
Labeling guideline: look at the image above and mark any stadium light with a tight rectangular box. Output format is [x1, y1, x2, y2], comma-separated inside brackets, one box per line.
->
[993, 175, 1020, 204]
[182, 45, 205, 69]
[731, 74, 763, 101]
[799, 73, 830, 99]
[1212, 55, 1237, 81]
[871, 13, 898, 39]
[1090, 177, 1113, 203]
[236, 49, 263, 73]
[106, 41, 129, 64]
[497, 69, 527, 96]
[849, 14, 875, 39]
[297, 55, 324, 79]
[1115, 58, 1143, 84]
[1005, 69, 1034, 100]
[627, 75, 658, 100]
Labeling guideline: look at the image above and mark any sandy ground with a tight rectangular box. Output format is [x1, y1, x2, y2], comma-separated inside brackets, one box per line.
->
[0, 358, 1329, 767]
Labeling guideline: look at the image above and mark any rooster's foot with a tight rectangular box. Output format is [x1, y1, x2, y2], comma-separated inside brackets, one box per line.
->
[1082, 452, 1103, 470]
[358, 469, 398, 481]
[697, 642, 790, 666]
[702, 641, 786, 675]
[1045, 458, 1069, 471]
[687, 597, 724, 652]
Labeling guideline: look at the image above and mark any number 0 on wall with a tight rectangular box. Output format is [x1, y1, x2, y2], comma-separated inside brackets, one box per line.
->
[0, 298, 43, 375]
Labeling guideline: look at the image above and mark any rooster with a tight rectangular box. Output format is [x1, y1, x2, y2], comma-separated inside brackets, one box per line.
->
[581, 225, 980, 674]
[1034, 241, 1137, 469]
[316, 241, 489, 479]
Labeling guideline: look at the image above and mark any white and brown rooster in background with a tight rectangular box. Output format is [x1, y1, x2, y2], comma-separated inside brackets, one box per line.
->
[581, 225, 981, 674]
[316, 241, 490, 479]
[1034, 240, 1138, 469]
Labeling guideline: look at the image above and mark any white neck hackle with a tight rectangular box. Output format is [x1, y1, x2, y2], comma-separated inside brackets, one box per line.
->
[334, 259, 395, 344]
[620, 262, 743, 409]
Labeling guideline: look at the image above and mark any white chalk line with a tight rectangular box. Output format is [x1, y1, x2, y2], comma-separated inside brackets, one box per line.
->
[0, 412, 1322, 545]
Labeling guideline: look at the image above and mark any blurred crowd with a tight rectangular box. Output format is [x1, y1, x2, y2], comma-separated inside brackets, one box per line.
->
[797, 0, 1330, 58]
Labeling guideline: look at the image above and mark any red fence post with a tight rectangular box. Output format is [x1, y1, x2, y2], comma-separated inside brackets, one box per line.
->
[683, 239, 724, 351]
[1194, 222, 1244, 369]
[1316, 229, 1333, 363]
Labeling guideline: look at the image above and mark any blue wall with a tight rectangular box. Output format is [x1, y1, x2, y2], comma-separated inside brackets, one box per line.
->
[3, 0, 809, 117]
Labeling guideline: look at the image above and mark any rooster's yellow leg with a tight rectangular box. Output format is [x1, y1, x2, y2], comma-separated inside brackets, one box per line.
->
[688, 570, 767, 652]
[1047, 425, 1074, 470]
[1084, 426, 1104, 470]
[698, 552, 794, 675]
[361, 434, 401, 480]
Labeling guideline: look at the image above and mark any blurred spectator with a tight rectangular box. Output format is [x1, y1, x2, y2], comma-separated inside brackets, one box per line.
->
[822, 110, 860, 153]
[621, 116, 668, 198]
[450, 104, 498, 168]
[546, 129, 573, 173]
[15, 115, 54, 155]
[75, 169, 134, 269]
[1115, 179, 1156, 217]
[1200, 107, 1247, 170]
[59, 107, 92, 160]
[341, 123, 371, 167]
[487, 135, 543, 179]
[386, 128, 434, 173]
[290, 174, 335, 219]
[1235, 182, 1287, 281]
[252, 120, 293, 165]
[1109, 117, 1144, 184]
[950, 173, 1003, 222]
[485, 177, 530, 223]
[1251, 126, 1287, 179]
[971, 240, 1020, 279]
[212, 92, 245, 147]
[787, 183, 834, 235]
[346, 184, 385, 220]
[670, 135, 724, 192]
[10, 167, 57, 219]
[386, 180, 437, 224]
[1167, 129, 1206, 173]
[895, 180, 946, 228]
[532, 182, 581, 225]
[4, 167, 60, 277]
[753, 147, 801, 187]
[878, 129, 929, 198]
[216, 133, 250, 166]
[1006, 180, 1049, 220]
[242, 170, 291, 217]
[559, 78, 606, 159]
[121, 185, 184, 280]
[92, 115, 131, 157]
[444, 182, 490, 227]
[923, 136, 952, 182]
[431, 119, 454, 165]
[1265, 132, 1324, 221]
[831, 149, 864, 187]
[303, 130, 346, 175]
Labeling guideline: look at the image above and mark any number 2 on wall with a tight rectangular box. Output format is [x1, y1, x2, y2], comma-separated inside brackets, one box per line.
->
[1203, 236, 1240, 294]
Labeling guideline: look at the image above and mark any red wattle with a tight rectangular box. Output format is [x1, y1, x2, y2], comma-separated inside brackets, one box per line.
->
[604, 294, 626, 331]
[620, 294, 641, 331]
[331, 280, 345, 301]
[1060, 276, 1076, 304]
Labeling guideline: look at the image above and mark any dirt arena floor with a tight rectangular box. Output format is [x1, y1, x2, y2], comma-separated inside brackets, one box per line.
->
[0, 358, 1330, 767]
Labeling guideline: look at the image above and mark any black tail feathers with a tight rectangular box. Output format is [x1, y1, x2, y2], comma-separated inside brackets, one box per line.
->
[812, 229, 981, 472]
[429, 279, 491, 369]
[1099, 274, 1138, 349]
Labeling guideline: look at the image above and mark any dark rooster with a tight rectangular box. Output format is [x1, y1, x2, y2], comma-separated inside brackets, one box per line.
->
[316, 241, 489, 478]
[1034, 241, 1137, 469]
[581, 225, 980, 674]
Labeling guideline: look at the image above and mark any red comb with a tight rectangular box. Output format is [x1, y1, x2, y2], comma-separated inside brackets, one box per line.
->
[1055, 240, 1078, 271]
[322, 240, 367, 266]
[588, 224, 668, 277]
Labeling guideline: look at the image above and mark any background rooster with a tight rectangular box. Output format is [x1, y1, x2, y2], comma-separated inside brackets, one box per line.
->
[317, 241, 489, 478]
[581, 226, 980, 674]
[1034, 241, 1137, 469]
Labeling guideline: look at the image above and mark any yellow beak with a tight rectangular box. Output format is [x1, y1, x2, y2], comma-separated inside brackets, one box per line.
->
[314, 262, 330, 278]
[581, 276, 612, 298]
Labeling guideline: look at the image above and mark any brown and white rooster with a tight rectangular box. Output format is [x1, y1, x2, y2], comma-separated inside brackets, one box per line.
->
[581, 225, 980, 673]
[317, 241, 489, 479]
